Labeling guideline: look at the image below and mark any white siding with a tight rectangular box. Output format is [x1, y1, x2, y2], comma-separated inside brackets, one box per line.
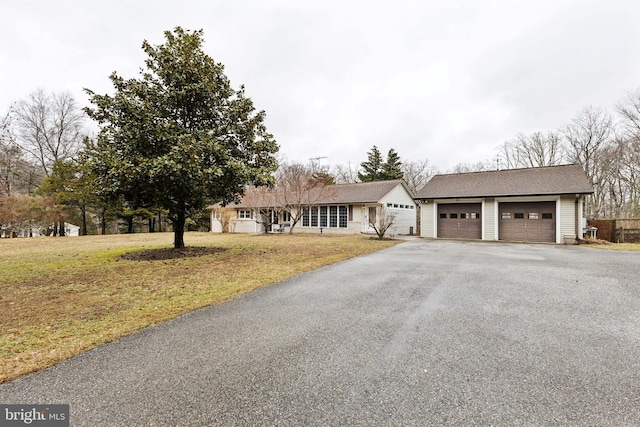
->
[420, 202, 436, 238]
[379, 184, 417, 235]
[483, 198, 497, 240]
[559, 195, 577, 242]
[211, 210, 261, 233]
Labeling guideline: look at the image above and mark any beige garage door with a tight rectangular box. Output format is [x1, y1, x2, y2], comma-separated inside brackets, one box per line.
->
[499, 202, 556, 243]
[437, 203, 482, 239]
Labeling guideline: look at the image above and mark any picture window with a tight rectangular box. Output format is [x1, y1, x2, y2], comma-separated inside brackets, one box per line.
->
[320, 206, 328, 227]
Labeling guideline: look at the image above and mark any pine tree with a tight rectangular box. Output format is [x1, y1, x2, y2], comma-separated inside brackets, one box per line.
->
[358, 146, 384, 182]
[381, 148, 404, 180]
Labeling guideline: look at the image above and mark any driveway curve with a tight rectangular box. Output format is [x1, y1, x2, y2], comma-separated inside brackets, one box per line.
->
[2, 240, 640, 426]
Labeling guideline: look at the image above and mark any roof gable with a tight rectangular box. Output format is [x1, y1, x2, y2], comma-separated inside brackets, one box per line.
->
[316, 179, 410, 204]
[415, 164, 593, 199]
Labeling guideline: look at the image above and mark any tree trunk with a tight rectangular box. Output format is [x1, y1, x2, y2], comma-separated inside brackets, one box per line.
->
[81, 204, 87, 236]
[173, 202, 186, 249]
[100, 209, 107, 235]
[58, 221, 65, 237]
[127, 217, 134, 233]
[149, 217, 155, 233]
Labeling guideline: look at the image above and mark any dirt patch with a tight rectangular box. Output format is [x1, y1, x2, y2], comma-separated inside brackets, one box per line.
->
[121, 246, 227, 261]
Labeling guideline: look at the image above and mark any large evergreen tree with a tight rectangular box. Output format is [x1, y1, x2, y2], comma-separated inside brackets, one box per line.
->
[358, 145, 404, 182]
[358, 145, 384, 182]
[85, 27, 278, 248]
[381, 148, 403, 180]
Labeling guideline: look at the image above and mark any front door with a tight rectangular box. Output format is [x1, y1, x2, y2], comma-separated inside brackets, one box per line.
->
[367, 206, 377, 232]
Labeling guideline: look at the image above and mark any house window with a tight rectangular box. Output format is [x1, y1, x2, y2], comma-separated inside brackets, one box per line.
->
[282, 211, 291, 222]
[514, 213, 524, 219]
[542, 213, 553, 219]
[329, 206, 338, 227]
[528, 213, 539, 219]
[501, 213, 511, 219]
[410, 205, 414, 209]
[302, 208, 310, 227]
[238, 210, 252, 219]
[302, 205, 348, 228]
[348, 205, 353, 222]
[393, 204, 399, 208]
[387, 203, 392, 207]
[320, 206, 328, 227]
[339, 206, 348, 228]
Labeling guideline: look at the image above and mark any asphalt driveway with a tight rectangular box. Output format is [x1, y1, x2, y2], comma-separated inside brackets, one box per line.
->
[1, 240, 639, 426]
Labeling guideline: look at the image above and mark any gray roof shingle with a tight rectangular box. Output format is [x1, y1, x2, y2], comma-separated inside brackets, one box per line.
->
[219, 180, 410, 208]
[414, 164, 593, 199]
[315, 180, 409, 204]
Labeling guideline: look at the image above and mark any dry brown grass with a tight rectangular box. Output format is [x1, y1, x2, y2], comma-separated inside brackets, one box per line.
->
[0, 232, 398, 383]
[581, 241, 640, 251]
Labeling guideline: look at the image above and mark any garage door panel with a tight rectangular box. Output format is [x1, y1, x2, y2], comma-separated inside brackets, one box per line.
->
[499, 202, 556, 243]
[437, 203, 482, 240]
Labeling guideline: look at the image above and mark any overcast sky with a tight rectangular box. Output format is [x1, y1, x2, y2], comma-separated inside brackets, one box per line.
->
[2, 0, 639, 172]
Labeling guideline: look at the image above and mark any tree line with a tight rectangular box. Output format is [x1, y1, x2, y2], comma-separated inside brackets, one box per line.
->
[1, 26, 639, 244]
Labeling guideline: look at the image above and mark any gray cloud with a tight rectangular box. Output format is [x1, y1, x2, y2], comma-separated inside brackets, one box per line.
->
[1, 0, 639, 172]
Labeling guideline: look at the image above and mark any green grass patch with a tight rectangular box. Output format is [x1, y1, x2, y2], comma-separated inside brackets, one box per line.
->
[0, 232, 398, 383]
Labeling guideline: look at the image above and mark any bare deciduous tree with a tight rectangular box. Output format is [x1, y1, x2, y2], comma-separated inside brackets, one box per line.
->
[401, 158, 436, 194]
[563, 106, 614, 217]
[332, 162, 360, 184]
[499, 131, 566, 169]
[212, 206, 237, 233]
[449, 160, 495, 174]
[277, 162, 336, 233]
[368, 205, 396, 240]
[617, 87, 640, 139]
[14, 89, 85, 177]
[241, 185, 283, 234]
[0, 108, 43, 196]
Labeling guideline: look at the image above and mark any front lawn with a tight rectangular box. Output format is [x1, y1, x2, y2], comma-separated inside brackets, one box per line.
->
[0, 232, 398, 383]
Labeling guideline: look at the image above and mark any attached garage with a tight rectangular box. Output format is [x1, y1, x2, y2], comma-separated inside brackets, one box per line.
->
[499, 202, 555, 243]
[437, 203, 482, 239]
